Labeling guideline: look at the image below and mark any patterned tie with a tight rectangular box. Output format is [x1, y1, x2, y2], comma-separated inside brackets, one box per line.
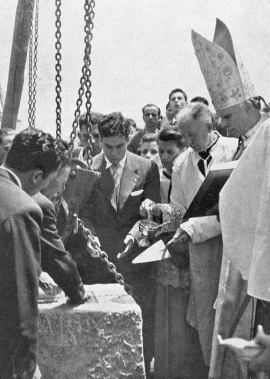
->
[110, 163, 121, 210]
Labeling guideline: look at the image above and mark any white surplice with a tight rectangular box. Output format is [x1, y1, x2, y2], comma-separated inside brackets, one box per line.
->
[166, 134, 238, 365]
[221, 117, 270, 302]
[209, 112, 270, 379]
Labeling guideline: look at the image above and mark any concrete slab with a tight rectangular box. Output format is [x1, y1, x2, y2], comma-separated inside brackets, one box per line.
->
[38, 284, 145, 379]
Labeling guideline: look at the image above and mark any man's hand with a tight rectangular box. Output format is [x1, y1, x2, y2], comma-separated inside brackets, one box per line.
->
[86, 235, 101, 258]
[39, 271, 62, 297]
[66, 294, 91, 306]
[117, 235, 135, 260]
[166, 227, 191, 246]
[140, 199, 161, 219]
[249, 325, 270, 374]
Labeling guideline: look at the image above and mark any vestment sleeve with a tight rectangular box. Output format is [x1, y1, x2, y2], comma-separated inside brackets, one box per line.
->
[162, 164, 221, 242]
[180, 216, 221, 243]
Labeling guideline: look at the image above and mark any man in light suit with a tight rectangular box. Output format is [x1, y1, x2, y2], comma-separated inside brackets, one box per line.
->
[73, 112, 160, 377]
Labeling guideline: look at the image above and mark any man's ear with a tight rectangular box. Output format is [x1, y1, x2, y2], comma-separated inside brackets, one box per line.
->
[244, 100, 253, 114]
[30, 169, 44, 185]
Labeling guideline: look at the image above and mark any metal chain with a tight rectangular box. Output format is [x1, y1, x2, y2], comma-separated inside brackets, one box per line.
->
[55, 0, 62, 140]
[28, 0, 34, 127]
[76, 215, 134, 298]
[69, 0, 95, 166]
[31, 0, 39, 128]
[84, 0, 95, 169]
[28, 0, 39, 128]
[54, 183, 65, 217]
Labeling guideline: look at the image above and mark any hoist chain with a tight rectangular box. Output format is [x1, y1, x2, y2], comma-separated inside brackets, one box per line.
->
[28, 0, 34, 127]
[55, 0, 62, 140]
[69, 0, 95, 169]
[31, 0, 39, 127]
[53, 2, 132, 299]
[28, 0, 39, 129]
[84, 0, 95, 169]
[76, 215, 134, 298]
[54, 183, 65, 217]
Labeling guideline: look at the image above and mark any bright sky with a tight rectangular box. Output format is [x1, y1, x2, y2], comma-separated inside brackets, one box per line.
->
[1, 0, 270, 139]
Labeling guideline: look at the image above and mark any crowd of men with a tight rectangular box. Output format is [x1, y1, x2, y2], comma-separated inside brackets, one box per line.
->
[2, 17, 270, 379]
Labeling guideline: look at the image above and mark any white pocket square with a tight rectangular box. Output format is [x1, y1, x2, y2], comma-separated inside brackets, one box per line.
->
[130, 189, 143, 196]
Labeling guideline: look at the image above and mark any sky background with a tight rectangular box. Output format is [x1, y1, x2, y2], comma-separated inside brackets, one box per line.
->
[1, 0, 270, 140]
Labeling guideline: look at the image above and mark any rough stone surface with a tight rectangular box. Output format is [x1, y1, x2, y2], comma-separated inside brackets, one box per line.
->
[38, 284, 145, 379]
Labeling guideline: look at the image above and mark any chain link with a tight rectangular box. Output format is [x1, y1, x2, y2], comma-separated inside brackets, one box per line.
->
[31, 0, 39, 128]
[28, 0, 39, 129]
[28, 0, 34, 127]
[69, 0, 95, 168]
[76, 215, 134, 298]
[54, 2, 133, 297]
[84, 0, 95, 169]
[55, 0, 62, 140]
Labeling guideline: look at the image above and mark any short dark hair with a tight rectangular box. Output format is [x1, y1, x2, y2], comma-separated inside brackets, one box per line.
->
[5, 128, 64, 177]
[166, 102, 171, 110]
[190, 96, 209, 106]
[169, 88, 187, 102]
[0, 128, 16, 145]
[142, 104, 161, 117]
[79, 111, 104, 131]
[158, 125, 186, 149]
[127, 118, 137, 129]
[98, 112, 131, 140]
[141, 133, 158, 145]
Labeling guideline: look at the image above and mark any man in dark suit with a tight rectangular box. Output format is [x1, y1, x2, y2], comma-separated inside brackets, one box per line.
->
[75, 112, 160, 377]
[33, 152, 85, 302]
[0, 129, 66, 379]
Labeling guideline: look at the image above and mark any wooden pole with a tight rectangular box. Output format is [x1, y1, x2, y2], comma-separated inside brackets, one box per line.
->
[1, 0, 32, 130]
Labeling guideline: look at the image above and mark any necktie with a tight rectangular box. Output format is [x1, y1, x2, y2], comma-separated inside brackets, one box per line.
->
[162, 169, 172, 202]
[110, 163, 121, 210]
[198, 135, 220, 176]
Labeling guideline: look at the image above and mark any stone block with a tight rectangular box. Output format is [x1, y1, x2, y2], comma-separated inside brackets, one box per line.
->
[38, 284, 145, 379]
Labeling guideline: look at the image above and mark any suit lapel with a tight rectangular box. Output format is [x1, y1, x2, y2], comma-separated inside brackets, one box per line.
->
[118, 152, 140, 210]
[93, 153, 115, 206]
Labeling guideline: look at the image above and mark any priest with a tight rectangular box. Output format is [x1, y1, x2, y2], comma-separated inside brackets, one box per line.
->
[191, 18, 270, 379]
[141, 102, 237, 377]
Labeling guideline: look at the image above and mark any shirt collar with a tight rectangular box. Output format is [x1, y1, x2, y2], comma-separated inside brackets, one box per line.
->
[170, 117, 178, 125]
[105, 153, 127, 169]
[194, 131, 220, 160]
[1, 165, 22, 188]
